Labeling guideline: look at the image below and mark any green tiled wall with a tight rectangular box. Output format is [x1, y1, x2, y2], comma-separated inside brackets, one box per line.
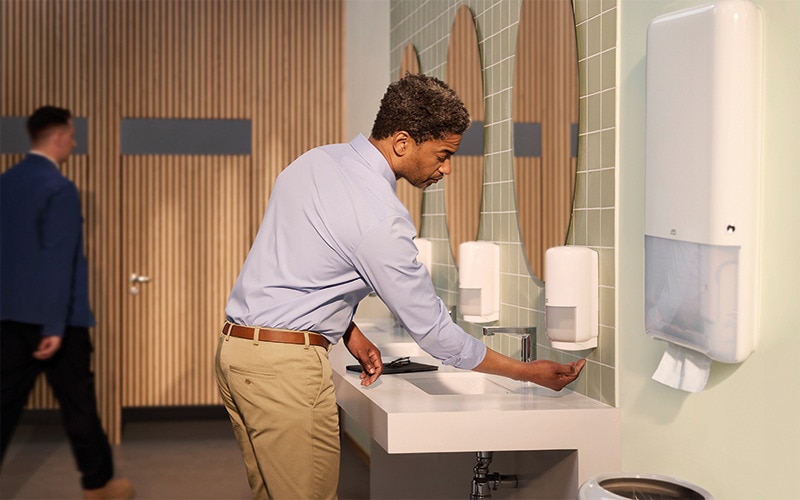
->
[390, 0, 616, 406]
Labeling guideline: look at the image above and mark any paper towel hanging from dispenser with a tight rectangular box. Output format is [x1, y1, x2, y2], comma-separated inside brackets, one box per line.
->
[545, 246, 598, 350]
[644, 0, 762, 367]
[458, 241, 500, 323]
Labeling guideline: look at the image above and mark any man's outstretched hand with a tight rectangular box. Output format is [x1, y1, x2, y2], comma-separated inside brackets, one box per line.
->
[525, 358, 586, 391]
[474, 348, 586, 392]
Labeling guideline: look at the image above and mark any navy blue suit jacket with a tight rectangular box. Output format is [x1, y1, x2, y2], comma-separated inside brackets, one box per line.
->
[1, 153, 95, 336]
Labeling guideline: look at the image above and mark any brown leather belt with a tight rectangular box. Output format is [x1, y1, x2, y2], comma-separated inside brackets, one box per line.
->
[221, 322, 329, 348]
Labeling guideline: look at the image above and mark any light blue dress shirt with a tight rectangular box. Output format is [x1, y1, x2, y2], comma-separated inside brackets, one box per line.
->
[226, 134, 486, 369]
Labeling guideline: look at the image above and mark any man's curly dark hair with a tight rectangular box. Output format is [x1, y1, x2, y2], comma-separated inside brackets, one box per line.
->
[370, 73, 470, 144]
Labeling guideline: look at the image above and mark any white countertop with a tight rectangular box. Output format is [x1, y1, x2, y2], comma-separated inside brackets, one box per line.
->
[331, 319, 621, 478]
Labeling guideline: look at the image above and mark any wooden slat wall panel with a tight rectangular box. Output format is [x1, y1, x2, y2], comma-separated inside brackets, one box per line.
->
[0, 0, 108, 414]
[445, 6, 484, 265]
[513, 0, 578, 280]
[1, 0, 343, 443]
[247, 0, 343, 234]
[396, 43, 423, 235]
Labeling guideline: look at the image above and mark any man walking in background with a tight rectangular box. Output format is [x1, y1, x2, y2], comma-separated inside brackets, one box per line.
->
[1, 106, 134, 500]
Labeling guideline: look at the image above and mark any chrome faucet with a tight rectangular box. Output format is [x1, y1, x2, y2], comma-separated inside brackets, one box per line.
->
[449, 305, 458, 322]
[482, 327, 535, 362]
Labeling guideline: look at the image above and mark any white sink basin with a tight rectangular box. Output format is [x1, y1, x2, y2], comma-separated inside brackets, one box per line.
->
[404, 372, 512, 395]
[370, 339, 564, 397]
[403, 371, 563, 397]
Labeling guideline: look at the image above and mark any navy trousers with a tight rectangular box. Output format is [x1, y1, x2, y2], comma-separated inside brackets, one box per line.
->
[0, 321, 114, 489]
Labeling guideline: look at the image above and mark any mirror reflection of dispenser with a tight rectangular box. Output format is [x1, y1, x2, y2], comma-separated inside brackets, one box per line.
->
[413, 237, 433, 275]
[458, 242, 500, 323]
[545, 246, 598, 350]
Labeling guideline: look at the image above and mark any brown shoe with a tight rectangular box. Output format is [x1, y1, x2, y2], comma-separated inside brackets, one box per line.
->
[83, 478, 135, 500]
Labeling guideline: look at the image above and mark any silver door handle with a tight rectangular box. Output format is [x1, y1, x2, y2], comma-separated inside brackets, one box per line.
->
[130, 273, 151, 296]
[130, 273, 151, 283]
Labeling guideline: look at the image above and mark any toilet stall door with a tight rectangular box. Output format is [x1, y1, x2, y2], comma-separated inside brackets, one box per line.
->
[120, 155, 251, 407]
[112, 0, 345, 412]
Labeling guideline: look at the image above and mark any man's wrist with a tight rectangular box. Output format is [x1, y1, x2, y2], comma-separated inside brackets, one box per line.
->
[41, 324, 66, 337]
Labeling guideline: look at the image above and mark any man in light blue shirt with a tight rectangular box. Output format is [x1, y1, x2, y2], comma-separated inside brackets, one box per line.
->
[216, 74, 585, 500]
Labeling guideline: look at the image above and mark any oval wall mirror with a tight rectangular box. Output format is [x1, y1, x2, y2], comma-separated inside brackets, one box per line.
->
[396, 43, 424, 235]
[513, 0, 579, 281]
[445, 5, 484, 266]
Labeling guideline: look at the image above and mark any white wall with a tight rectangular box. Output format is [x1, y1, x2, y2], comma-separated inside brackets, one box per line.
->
[342, 0, 392, 454]
[346, 0, 393, 322]
[344, 0, 391, 139]
[617, 1, 800, 498]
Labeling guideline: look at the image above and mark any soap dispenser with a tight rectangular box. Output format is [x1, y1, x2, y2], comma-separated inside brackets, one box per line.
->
[545, 246, 598, 350]
[458, 241, 500, 323]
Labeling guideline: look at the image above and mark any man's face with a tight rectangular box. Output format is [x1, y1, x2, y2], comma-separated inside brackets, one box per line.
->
[400, 134, 462, 189]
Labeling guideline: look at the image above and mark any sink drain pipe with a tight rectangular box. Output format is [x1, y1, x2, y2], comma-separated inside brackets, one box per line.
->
[470, 451, 519, 499]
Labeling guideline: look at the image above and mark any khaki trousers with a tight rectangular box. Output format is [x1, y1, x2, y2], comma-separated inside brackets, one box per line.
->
[215, 333, 340, 500]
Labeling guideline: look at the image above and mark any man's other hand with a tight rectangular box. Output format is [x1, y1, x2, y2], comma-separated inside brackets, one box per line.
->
[33, 335, 62, 360]
[343, 322, 384, 386]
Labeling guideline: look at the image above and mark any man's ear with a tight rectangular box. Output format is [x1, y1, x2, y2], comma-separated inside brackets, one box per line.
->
[50, 125, 69, 145]
[52, 127, 66, 143]
[391, 131, 412, 157]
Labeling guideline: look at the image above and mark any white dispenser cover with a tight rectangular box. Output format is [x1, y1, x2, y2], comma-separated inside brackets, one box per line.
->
[545, 246, 598, 350]
[458, 241, 500, 323]
[645, 0, 762, 364]
[413, 237, 433, 275]
[645, 236, 744, 362]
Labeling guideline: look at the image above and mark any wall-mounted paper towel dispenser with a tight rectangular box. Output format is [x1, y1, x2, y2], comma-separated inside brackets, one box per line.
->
[644, 0, 763, 364]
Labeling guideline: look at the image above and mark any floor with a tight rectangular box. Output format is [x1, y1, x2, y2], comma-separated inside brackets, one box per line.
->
[0, 408, 370, 500]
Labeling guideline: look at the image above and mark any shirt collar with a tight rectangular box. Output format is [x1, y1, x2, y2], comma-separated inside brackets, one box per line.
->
[28, 150, 59, 167]
[349, 134, 397, 191]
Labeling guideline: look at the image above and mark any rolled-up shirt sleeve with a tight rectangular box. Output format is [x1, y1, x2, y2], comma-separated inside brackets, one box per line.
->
[351, 215, 486, 370]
